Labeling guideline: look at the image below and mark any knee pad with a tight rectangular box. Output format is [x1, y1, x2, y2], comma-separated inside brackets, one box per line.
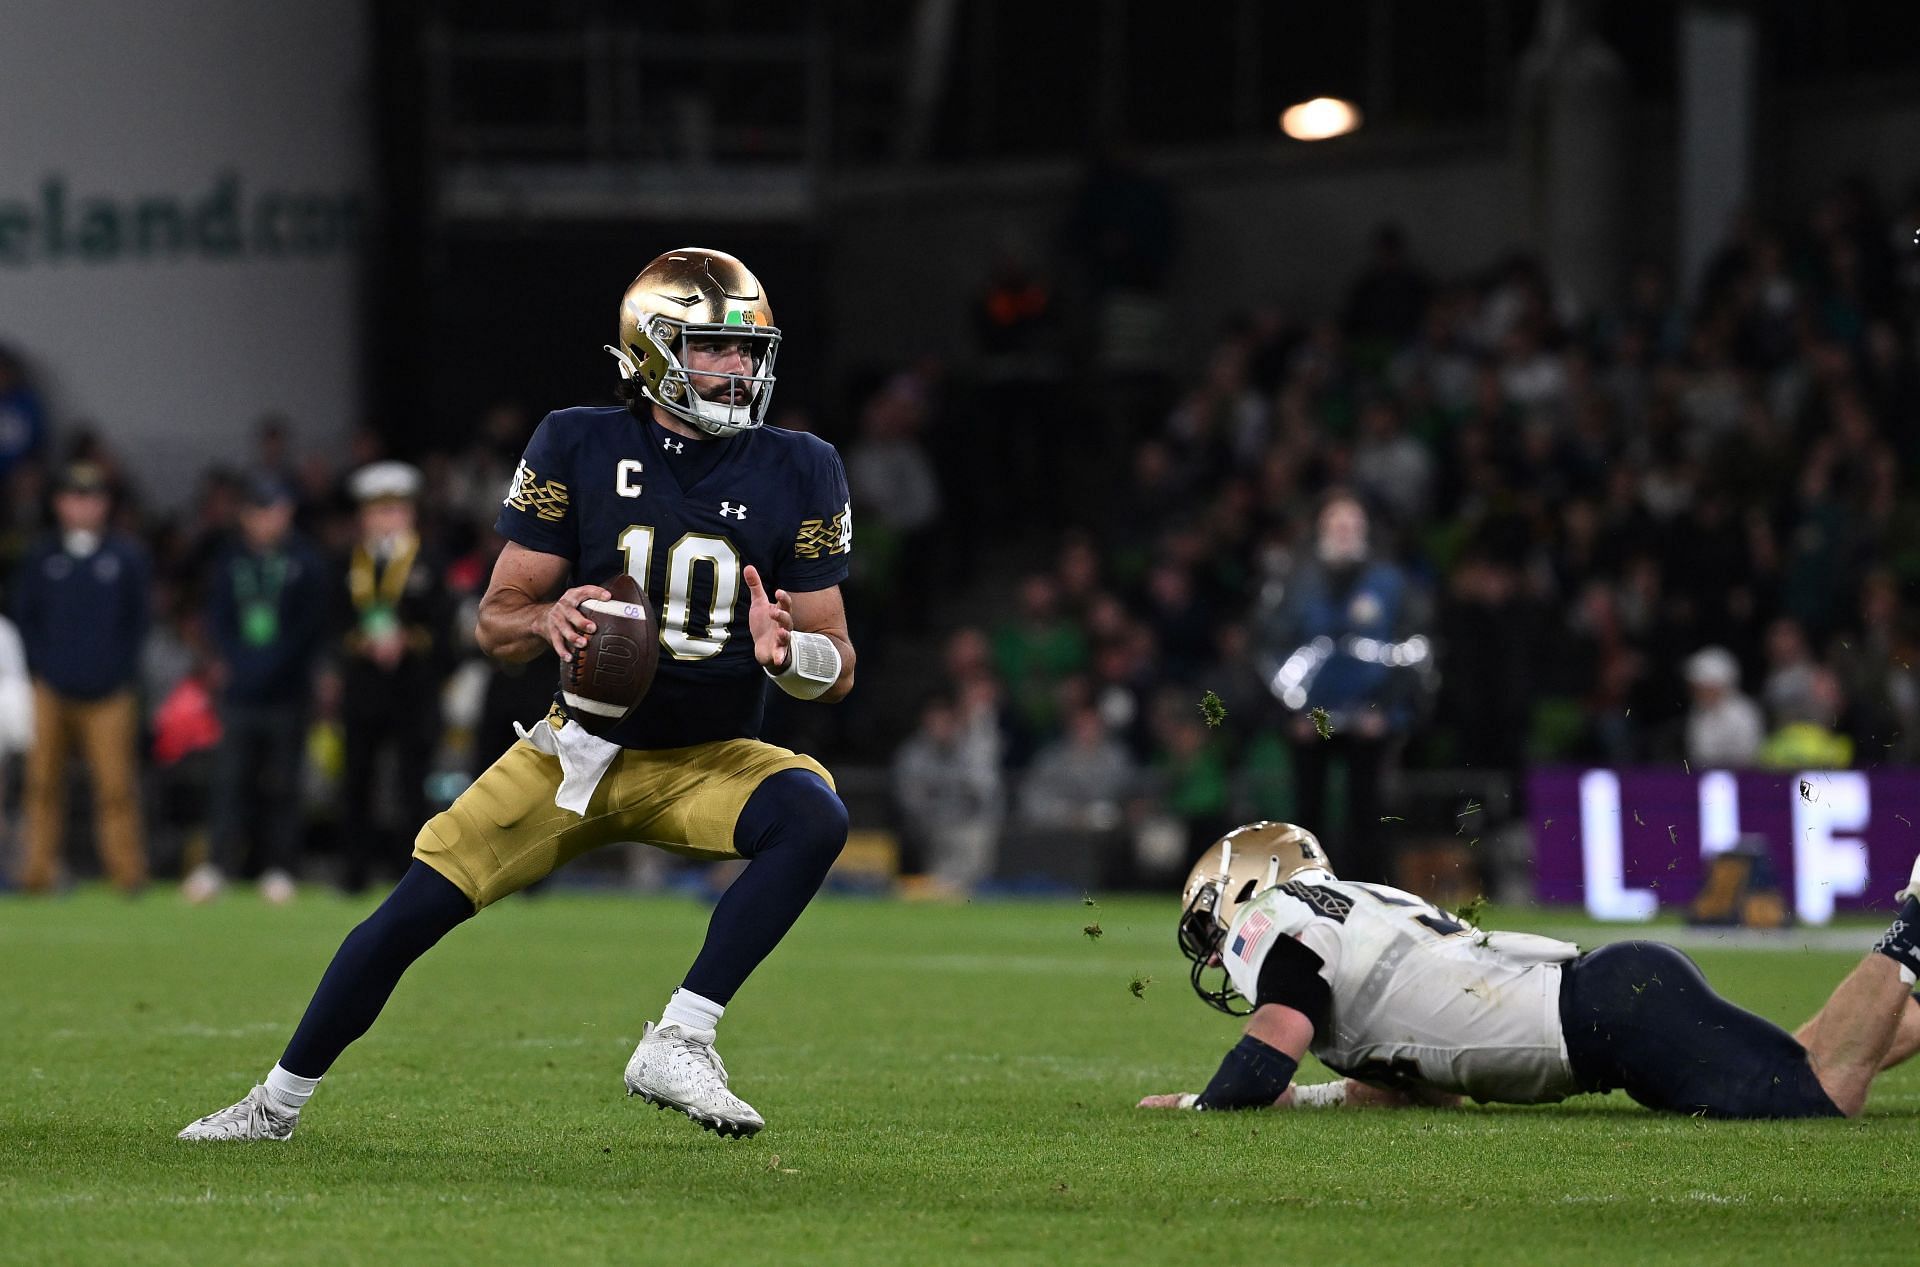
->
[737, 770, 848, 862]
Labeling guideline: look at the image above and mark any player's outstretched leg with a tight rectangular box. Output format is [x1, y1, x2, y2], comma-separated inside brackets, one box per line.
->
[177, 861, 474, 1140]
[625, 769, 847, 1138]
[1794, 865, 1920, 1115]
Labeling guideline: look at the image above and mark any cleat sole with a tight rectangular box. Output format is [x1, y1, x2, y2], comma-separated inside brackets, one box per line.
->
[626, 1084, 763, 1139]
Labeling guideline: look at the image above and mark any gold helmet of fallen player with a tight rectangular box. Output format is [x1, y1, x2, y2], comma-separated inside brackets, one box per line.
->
[606, 247, 780, 438]
[1177, 822, 1331, 1015]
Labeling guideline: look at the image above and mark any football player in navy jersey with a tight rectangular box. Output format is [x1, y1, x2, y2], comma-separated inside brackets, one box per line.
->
[180, 248, 855, 1141]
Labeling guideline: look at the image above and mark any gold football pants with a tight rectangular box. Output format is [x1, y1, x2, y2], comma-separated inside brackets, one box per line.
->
[414, 728, 832, 910]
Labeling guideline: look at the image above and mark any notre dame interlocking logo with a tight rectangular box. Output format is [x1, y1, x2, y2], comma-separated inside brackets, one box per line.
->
[793, 503, 852, 560]
[1279, 881, 1351, 923]
[504, 461, 570, 523]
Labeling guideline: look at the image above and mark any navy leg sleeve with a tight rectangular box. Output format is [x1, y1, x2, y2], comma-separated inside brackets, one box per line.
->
[1560, 940, 1841, 1119]
[680, 769, 848, 1006]
[279, 861, 475, 1078]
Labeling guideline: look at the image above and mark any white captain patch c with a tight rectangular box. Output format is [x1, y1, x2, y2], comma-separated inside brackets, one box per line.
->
[616, 458, 644, 498]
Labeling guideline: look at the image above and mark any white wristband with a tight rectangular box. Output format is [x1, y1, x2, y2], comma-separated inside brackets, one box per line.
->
[765, 630, 841, 700]
[1176, 1093, 1199, 1110]
[1290, 1081, 1349, 1109]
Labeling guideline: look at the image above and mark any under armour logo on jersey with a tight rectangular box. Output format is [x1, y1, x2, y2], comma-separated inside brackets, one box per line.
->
[662, 438, 685, 454]
[719, 502, 748, 519]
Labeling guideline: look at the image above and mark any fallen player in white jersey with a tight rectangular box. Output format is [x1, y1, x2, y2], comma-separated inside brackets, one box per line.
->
[1140, 822, 1920, 1118]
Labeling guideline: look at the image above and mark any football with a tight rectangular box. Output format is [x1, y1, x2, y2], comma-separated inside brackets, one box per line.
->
[559, 572, 659, 732]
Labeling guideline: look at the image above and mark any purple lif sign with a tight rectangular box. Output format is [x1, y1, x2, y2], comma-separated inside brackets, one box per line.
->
[1528, 767, 1920, 924]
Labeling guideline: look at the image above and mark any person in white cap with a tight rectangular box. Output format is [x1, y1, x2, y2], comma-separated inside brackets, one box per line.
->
[1684, 645, 1765, 769]
[330, 460, 453, 893]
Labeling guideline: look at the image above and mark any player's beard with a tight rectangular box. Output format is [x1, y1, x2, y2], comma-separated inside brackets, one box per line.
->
[696, 379, 751, 407]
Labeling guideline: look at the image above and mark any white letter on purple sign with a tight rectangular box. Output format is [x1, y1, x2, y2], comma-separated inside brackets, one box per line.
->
[1699, 770, 1741, 857]
[1792, 771, 1868, 925]
[1579, 769, 1658, 921]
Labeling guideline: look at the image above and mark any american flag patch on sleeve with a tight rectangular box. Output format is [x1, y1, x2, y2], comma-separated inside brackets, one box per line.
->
[1230, 911, 1274, 962]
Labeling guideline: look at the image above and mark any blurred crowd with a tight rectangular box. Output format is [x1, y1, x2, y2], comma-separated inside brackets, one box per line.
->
[5, 170, 1919, 898]
[0, 385, 545, 900]
[884, 172, 1920, 891]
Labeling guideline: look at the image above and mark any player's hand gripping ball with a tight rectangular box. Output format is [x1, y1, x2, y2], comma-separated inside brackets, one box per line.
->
[559, 573, 660, 734]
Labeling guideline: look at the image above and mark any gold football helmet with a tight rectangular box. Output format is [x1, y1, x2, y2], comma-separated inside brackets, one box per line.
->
[1177, 822, 1332, 1014]
[606, 247, 780, 437]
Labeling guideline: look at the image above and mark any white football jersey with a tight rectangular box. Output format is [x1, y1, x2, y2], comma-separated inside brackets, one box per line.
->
[1221, 873, 1581, 1103]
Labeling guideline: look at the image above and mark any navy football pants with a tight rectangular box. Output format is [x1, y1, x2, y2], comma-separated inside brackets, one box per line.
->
[1558, 940, 1841, 1119]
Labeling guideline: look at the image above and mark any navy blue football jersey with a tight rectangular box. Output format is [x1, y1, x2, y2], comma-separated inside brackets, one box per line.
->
[496, 405, 851, 750]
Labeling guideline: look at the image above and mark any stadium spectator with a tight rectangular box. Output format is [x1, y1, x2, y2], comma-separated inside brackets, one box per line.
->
[13, 461, 150, 893]
[1255, 493, 1421, 884]
[330, 461, 453, 893]
[939, 625, 1022, 773]
[441, 402, 532, 530]
[1141, 561, 1213, 682]
[1148, 691, 1231, 856]
[1018, 703, 1135, 832]
[1437, 545, 1539, 778]
[188, 474, 330, 904]
[146, 652, 223, 878]
[1086, 605, 1159, 762]
[1350, 396, 1434, 527]
[1830, 569, 1918, 764]
[846, 371, 943, 632]
[993, 575, 1086, 740]
[1683, 646, 1765, 770]
[250, 415, 302, 505]
[892, 692, 1003, 893]
[1762, 617, 1820, 727]
[1759, 666, 1854, 770]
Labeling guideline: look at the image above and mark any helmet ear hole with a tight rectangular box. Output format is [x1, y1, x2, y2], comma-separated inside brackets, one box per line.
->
[1233, 879, 1258, 904]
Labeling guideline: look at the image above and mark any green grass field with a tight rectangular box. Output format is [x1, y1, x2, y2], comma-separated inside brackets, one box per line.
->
[3, 887, 1916, 1265]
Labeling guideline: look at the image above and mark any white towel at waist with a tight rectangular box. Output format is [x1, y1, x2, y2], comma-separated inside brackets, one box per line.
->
[513, 716, 622, 815]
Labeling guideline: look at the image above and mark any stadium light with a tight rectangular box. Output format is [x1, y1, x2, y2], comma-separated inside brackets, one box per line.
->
[1280, 97, 1362, 141]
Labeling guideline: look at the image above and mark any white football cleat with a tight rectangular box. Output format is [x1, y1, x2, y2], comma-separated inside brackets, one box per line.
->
[259, 870, 297, 906]
[176, 1085, 299, 1141]
[1897, 855, 1920, 905]
[624, 1022, 765, 1139]
[182, 863, 225, 905]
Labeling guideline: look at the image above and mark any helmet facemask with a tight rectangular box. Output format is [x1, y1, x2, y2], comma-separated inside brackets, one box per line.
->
[1176, 824, 1330, 1016]
[610, 315, 781, 438]
[1177, 843, 1255, 1017]
[606, 247, 781, 439]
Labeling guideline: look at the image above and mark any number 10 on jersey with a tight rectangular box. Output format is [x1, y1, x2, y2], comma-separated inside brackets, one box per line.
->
[618, 525, 741, 660]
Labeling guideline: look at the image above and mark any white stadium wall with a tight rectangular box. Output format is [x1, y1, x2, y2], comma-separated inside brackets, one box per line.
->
[0, 0, 367, 505]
